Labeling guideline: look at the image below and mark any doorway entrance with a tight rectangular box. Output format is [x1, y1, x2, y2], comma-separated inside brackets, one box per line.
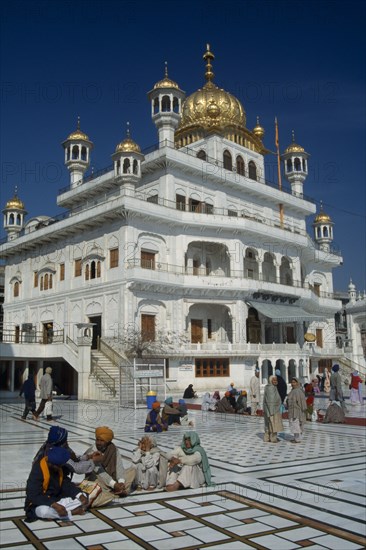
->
[88, 316, 102, 349]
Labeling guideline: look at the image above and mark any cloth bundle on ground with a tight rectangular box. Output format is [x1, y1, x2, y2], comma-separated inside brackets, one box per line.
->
[323, 402, 346, 423]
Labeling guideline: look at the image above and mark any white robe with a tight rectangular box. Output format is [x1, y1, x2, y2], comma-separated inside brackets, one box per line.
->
[165, 447, 205, 489]
[131, 448, 160, 489]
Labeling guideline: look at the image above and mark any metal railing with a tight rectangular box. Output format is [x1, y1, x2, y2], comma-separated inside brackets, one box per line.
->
[66, 336, 78, 354]
[90, 357, 116, 397]
[0, 329, 64, 344]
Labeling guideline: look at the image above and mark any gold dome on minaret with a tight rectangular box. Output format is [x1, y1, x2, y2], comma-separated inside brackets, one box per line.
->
[175, 45, 265, 152]
[314, 202, 332, 223]
[115, 123, 141, 153]
[284, 130, 306, 154]
[153, 62, 180, 90]
[5, 188, 25, 210]
[67, 117, 90, 141]
[253, 116, 265, 140]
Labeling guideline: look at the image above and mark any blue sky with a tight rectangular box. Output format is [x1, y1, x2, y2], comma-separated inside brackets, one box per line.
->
[1, 0, 365, 292]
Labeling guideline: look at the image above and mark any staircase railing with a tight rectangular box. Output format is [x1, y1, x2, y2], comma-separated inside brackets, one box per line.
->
[91, 357, 116, 397]
[336, 356, 366, 379]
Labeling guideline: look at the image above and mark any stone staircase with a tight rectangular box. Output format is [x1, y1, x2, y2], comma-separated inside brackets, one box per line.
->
[336, 355, 366, 384]
[90, 350, 120, 400]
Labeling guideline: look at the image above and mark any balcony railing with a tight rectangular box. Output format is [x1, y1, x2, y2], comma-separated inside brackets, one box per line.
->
[1, 330, 64, 344]
[126, 258, 339, 299]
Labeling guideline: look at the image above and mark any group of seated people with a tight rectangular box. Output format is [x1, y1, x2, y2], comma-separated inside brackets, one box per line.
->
[25, 425, 210, 522]
[202, 383, 252, 415]
[145, 397, 193, 432]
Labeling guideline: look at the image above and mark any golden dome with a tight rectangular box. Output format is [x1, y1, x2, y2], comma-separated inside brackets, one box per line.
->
[253, 116, 265, 140]
[176, 45, 246, 134]
[5, 194, 25, 210]
[115, 124, 141, 153]
[284, 130, 305, 154]
[66, 117, 90, 141]
[154, 63, 179, 89]
[314, 211, 332, 223]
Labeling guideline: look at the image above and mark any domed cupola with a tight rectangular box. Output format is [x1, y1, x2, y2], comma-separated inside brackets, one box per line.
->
[174, 45, 265, 152]
[3, 187, 27, 240]
[253, 117, 265, 140]
[282, 130, 309, 197]
[148, 63, 185, 146]
[112, 123, 144, 193]
[313, 202, 334, 252]
[62, 117, 93, 188]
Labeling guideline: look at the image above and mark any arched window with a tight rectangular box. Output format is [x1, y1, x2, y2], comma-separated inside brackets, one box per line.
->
[9, 213, 14, 225]
[85, 264, 90, 280]
[90, 261, 96, 279]
[323, 226, 328, 237]
[123, 158, 131, 174]
[153, 97, 159, 114]
[317, 227, 321, 238]
[40, 277, 44, 291]
[302, 158, 306, 171]
[81, 146, 87, 161]
[236, 155, 245, 176]
[116, 160, 121, 175]
[287, 159, 292, 172]
[72, 145, 79, 160]
[133, 159, 138, 174]
[16, 214, 21, 225]
[161, 95, 171, 112]
[197, 150, 207, 160]
[248, 161, 257, 180]
[173, 97, 179, 113]
[14, 281, 19, 297]
[44, 274, 49, 290]
[223, 150, 232, 171]
[294, 157, 301, 171]
[49, 274, 53, 289]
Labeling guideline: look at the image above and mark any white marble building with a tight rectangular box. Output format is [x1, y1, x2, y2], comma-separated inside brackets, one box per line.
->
[0, 46, 349, 400]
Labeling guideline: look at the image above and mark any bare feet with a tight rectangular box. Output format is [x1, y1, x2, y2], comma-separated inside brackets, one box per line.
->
[71, 506, 86, 516]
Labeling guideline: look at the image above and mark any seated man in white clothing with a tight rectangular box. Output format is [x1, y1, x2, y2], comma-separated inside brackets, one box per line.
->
[164, 431, 212, 491]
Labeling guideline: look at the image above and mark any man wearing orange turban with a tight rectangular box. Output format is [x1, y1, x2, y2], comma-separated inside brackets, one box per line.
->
[80, 426, 136, 507]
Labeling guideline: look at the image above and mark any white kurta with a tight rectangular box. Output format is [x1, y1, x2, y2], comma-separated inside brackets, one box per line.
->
[131, 448, 160, 489]
[165, 447, 205, 489]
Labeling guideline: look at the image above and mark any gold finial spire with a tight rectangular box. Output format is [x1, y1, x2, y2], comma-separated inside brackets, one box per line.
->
[203, 43, 215, 82]
[257, 116, 260, 125]
[164, 61, 168, 77]
[126, 121, 130, 138]
[77, 116, 81, 130]
[14, 185, 18, 196]
[291, 129, 295, 142]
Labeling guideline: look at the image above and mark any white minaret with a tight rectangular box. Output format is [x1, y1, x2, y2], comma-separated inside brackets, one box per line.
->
[147, 62, 185, 146]
[112, 123, 144, 195]
[312, 203, 334, 252]
[282, 131, 309, 198]
[3, 187, 27, 240]
[62, 117, 93, 187]
[348, 279, 357, 304]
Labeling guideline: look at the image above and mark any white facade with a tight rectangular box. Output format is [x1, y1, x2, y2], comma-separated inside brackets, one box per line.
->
[0, 47, 347, 399]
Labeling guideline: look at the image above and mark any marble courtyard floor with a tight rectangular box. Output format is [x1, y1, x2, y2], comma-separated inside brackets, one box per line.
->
[0, 399, 365, 550]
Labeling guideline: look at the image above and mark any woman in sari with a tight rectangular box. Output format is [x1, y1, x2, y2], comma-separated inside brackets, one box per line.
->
[263, 375, 283, 443]
[164, 431, 212, 491]
[286, 378, 307, 443]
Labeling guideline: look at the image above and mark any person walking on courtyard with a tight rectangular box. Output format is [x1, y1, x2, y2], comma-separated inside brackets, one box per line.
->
[349, 371, 363, 405]
[263, 375, 283, 443]
[286, 378, 307, 443]
[34, 367, 53, 421]
[19, 373, 37, 420]
[329, 364, 346, 411]
[250, 368, 261, 414]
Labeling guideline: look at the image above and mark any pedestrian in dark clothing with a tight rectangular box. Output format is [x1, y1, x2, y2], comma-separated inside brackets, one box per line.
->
[275, 369, 287, 403]
[19, 374, 36, 420]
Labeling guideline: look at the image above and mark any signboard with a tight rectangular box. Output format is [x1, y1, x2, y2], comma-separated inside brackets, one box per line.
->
[133, 370, 163, 378]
